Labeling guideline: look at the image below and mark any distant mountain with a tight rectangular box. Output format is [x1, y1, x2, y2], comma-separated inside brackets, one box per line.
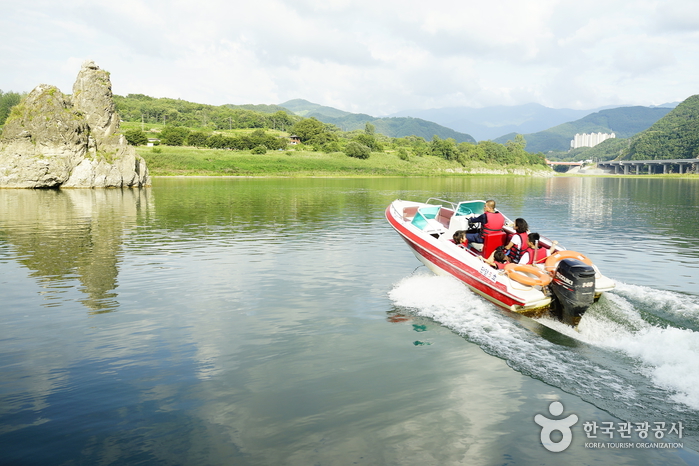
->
[389, 102, 680, 141]
[278, 99, 351, 118]
[279, 99, 476, 143]
[494, 106, 674, 153]
[389, 103, 604, 141]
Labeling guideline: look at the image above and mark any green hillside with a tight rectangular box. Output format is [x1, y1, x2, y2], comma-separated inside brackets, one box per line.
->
[280, 99, 476, 144]
[495, 106, 672, 153]
[568, 138, 631, 162]
[626, 95, 699, 160]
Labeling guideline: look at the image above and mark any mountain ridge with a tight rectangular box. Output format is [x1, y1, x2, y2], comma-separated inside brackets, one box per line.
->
[279, 99, 477, 144]
[493, 106, 674, 153]
[280, 99, 679, 144]
[388, 102, 679, 141]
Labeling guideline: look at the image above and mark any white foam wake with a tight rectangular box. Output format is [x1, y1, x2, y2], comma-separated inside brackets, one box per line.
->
[389, 274, 699, 412]
[536, 283, 699, 411]
[388, 273, 641, 404]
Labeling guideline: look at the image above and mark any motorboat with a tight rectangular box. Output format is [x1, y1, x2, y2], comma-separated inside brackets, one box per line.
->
[385, 198, 615, 327]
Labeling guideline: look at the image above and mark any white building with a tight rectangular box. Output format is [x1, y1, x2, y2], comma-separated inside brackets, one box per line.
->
[570, 132, 616, 149]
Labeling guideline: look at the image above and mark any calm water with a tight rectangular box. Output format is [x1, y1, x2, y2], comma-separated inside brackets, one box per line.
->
[1, 176, 699, 466]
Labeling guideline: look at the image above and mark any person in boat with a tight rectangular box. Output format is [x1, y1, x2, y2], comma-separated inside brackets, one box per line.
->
[504, 218, 529, 262]
[517, 232, 550, 265]
[466, 200, 505, 244]
[485, 246, 510, 269]
[451, 230, 468, 248]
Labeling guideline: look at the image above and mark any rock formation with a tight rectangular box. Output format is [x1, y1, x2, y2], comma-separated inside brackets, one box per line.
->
[0, 60, 150, 188]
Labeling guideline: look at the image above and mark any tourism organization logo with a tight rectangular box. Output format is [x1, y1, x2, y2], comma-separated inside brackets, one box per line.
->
[534, 401, 685, 453]
[534, 401, 578, 452]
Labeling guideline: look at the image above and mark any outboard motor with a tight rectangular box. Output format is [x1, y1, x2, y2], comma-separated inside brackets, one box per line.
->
[549, 258, 596, 326]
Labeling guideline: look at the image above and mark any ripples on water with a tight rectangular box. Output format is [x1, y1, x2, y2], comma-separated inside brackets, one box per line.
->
[2, 177, 699, 465]
[389, 273, 699, 450]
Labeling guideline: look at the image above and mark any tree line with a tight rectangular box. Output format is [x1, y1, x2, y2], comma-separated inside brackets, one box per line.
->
[4, 90, 548, 167]
[123, 115, 547, 165]
[114, 94, 299, 131]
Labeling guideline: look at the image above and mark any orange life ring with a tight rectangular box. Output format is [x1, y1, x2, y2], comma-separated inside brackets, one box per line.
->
[504, 263, 552, 287]
[545, 250, 593, 273]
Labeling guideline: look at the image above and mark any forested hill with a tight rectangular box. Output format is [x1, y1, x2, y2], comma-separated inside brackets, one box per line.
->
[112, 95, 475, 143]
[494, 106, 673, 153]
[280, 99, 476, 144]
[625, 94, 699, 160]
[113, 94, 296, 130]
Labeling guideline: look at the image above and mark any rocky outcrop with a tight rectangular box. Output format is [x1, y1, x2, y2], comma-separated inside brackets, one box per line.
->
[0, 60, 150, 188]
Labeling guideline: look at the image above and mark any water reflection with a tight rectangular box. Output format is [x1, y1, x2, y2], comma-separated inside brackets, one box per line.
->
[0, 189, 152, 313]
[2, 177, 699, 464]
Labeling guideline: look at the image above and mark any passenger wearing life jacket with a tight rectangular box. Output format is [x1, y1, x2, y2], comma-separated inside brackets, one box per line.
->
[485, 246, 510, 269]
[466, 200, 505, 244]
[504, 218, 529, 263]
[450, 230, 468, 248]
[517, 233, 550, 265]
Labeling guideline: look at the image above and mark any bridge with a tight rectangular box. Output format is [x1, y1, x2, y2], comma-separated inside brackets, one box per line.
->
[545, 160, 583, 167]
[597, 158, 699, 175]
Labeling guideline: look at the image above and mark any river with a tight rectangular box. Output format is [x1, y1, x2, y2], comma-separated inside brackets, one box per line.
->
[1, 176, 698, 465]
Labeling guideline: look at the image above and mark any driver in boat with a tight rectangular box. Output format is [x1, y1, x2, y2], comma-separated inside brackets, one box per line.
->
[466, 199, 505, 244]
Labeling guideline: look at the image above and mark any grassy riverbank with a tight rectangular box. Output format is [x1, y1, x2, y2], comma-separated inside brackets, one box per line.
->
[136, 146, 551, 177]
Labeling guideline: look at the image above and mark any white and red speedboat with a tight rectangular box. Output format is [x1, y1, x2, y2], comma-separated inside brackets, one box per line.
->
[386, 198, 615, 326]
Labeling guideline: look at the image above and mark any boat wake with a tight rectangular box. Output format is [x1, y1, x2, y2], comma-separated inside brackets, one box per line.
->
[388, 273, 699, 446]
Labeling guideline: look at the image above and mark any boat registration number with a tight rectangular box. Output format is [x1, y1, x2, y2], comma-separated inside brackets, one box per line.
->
[479, 265, 498, 282]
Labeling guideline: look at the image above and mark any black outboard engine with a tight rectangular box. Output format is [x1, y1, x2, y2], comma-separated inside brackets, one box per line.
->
[549, 258, 596, 326]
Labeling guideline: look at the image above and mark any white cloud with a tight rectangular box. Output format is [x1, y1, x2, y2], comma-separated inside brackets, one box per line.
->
[1, 0, 698, 114]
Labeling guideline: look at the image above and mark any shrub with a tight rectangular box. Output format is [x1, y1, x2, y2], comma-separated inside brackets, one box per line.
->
[124, 129, 148, 146]
[344, 141, 371, 159]
[251, 145, 268, 154]
[322, 141, 342, 153]
[186, 131, 210, 148]
[160, 126, 190, 146]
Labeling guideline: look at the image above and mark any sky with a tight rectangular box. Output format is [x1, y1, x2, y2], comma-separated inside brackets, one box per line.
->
[1, 0, 698, 116]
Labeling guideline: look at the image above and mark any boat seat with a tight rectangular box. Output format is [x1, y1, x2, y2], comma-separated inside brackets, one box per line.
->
[482, 231, 507, 258]
[470, 242, 483, 252]
[436, 207, 454, 228]
[402, 206, 419, 221]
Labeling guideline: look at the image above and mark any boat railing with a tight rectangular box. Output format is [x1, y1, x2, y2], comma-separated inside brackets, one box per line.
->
[425, 198, 456, 210]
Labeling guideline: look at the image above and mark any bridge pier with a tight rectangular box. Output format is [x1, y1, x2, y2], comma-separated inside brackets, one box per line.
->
[599, 158, 697, 174]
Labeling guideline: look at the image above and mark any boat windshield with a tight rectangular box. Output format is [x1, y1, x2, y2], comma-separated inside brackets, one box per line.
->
[455, 201, 485, 216]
